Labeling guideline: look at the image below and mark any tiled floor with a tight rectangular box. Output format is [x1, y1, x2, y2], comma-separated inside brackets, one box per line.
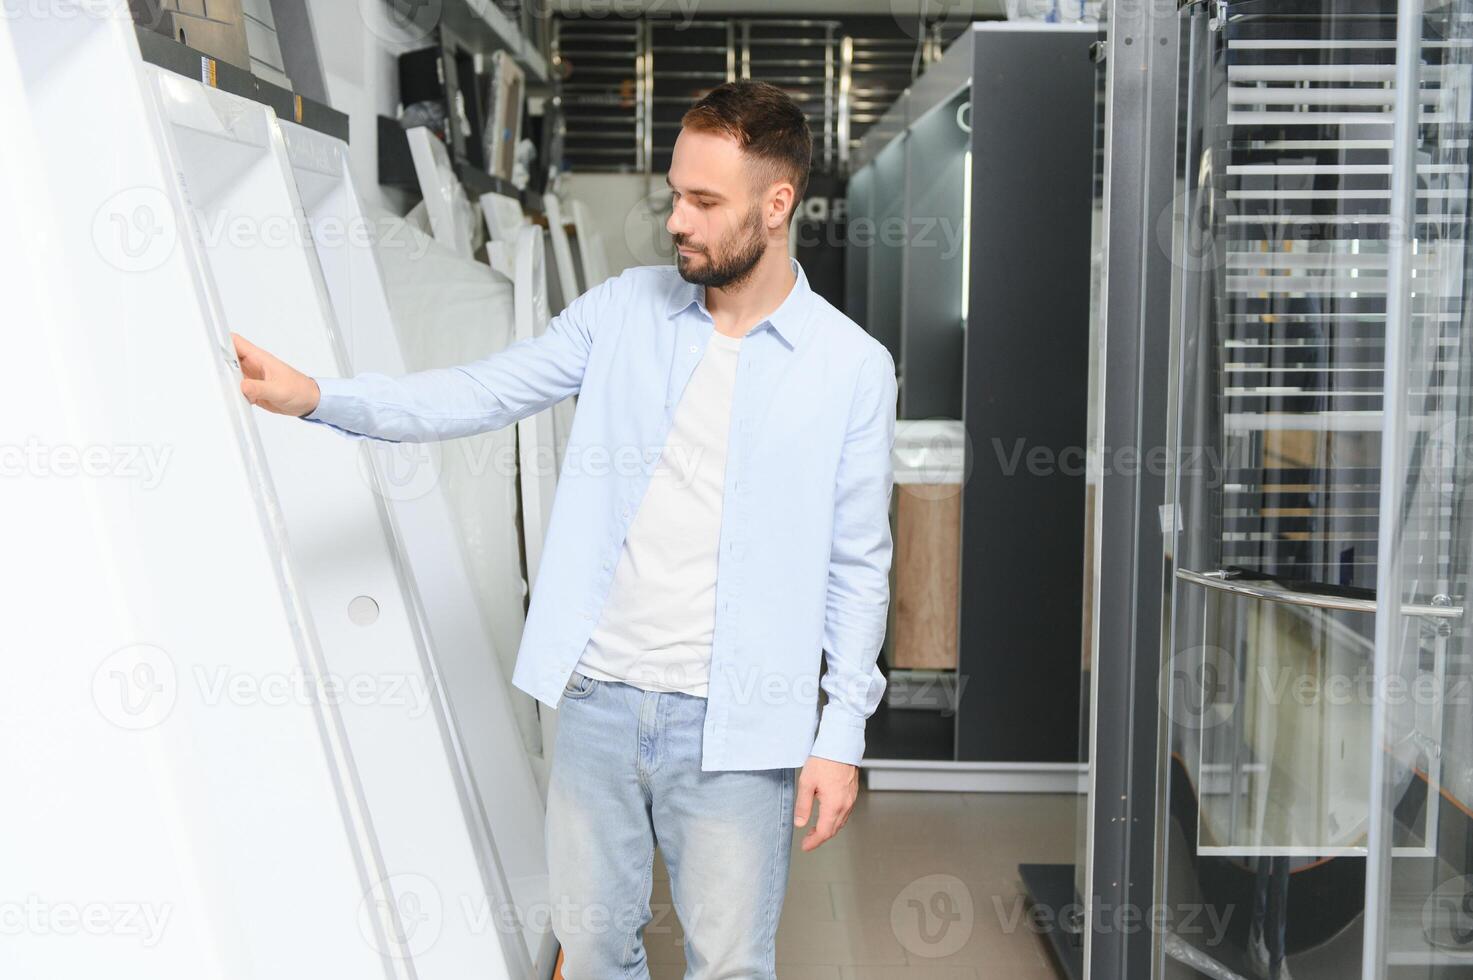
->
[641, 789, 1078, 979]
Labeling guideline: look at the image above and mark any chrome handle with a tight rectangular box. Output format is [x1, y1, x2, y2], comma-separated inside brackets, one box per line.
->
[1176, 568, 1463, 619]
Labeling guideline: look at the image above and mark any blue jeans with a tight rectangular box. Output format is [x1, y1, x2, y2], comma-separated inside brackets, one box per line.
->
[546, 670, 796, 979]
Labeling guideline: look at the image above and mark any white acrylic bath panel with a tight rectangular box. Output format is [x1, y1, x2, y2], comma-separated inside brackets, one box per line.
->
[569, 198, 611, 290]
[276, 118, 554, 975]
[540, 196, 582, 472]
[543, 190, 583, 304]
[147, 69, 517, 978]
[363, 210, 548, 775]
[406, 125, 477, 258]
[1, 11, 394, 980]
[513, 224, 561, 588]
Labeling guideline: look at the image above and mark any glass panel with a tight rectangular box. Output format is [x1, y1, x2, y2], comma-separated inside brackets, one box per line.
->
[1076, 29, 1109, 929]
[1151, 0, 1470, 975]
[1195, 595, 1379, 855]
[868, 134, 907, 366]
[899, 87, 970, 420]
[1372, 0, 1473, 972]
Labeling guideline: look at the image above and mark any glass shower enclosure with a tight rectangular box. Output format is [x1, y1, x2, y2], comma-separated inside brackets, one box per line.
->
[1157, 0, 1473, 976]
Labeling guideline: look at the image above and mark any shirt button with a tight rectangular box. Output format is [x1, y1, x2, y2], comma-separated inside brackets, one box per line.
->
[688, 345, 699, 353]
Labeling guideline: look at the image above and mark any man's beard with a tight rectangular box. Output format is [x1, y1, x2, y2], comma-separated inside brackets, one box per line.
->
[674, 206, 767, 289]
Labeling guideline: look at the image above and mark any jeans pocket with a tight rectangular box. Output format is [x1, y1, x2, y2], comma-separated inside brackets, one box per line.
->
[561, 669, 598, 702]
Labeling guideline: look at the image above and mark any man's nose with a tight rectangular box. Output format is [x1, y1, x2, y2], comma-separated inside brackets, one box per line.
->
[666, 201, 692, 238]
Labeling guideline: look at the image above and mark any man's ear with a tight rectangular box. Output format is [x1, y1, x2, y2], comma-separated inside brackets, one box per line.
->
[767, 180, 797, 231]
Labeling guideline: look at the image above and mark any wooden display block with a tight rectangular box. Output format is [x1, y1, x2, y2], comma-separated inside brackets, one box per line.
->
[892, 484, 962, 670]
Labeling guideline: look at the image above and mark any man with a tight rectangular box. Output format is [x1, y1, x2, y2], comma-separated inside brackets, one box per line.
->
[233, 80, 897, 978]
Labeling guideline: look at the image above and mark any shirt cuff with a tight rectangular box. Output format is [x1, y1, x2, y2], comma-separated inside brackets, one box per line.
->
[808, 703, 867, 766]
[300, 376, 373, 441]
[301, 376, 350, 422]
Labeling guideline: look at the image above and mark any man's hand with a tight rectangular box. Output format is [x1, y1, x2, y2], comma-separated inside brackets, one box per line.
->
[232, 333, 320, 417]
[793, 756, 859, 852]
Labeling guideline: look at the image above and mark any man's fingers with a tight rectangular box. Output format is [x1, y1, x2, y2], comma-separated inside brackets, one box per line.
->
[231, 332, 259, 359]
[793, 779, 816, 828]
[801, 800, 842, 852]
[232, 333, 268, 380]
[240, 377, 265, 405]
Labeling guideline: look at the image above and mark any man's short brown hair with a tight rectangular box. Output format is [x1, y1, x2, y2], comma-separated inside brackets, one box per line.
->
[681, 80, 812, 208]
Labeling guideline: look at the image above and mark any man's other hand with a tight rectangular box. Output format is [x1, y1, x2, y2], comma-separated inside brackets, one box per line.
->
[793, 756, 859, 851]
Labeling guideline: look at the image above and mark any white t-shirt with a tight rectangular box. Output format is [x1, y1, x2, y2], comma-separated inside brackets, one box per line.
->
[573, 328, 743, 697]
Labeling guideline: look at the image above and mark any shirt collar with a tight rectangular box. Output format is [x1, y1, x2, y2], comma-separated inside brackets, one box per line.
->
[665, 257, 816, 350]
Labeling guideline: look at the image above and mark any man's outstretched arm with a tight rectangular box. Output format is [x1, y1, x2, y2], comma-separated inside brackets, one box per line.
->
[236, 273, 616, 443]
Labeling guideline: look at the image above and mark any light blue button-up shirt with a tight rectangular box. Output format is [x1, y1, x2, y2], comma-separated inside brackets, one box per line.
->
[303, 259, 897, 771]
